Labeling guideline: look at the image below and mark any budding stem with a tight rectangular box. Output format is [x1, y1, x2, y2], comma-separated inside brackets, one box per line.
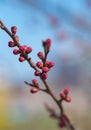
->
[0, 20, 76, 130]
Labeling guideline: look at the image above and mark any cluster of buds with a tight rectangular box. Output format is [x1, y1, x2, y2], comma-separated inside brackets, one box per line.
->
[0, 21, 75, 130]
[8, 26, 32, 62]
[24, 79, 39, 94]
[45, 87, 72, 129]
[60, 87, 71, 102]
[30, 79, 39, 93]
[34, 60, 54, 80]
[45, 103, 66, 128]
[24, 38, 55, 94]
[8, 26, 55, 92]
[25, 78, 47, 94]
[34, 38, 54, 81]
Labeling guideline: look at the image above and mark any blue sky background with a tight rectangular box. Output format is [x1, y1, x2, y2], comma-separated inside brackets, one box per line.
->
[0, 0, 91, 83]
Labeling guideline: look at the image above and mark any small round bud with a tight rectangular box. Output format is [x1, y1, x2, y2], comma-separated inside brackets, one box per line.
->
[19, 56, 25, 62]
[13, 49, 20, 55]
[34, 70, 41, 76]
[42, 67, 50, 73]
[42, 38, 52, 50]
[41, 73, 48, 80]
[45, 61, 49, 66]
[30, 88, 38, 93]
[11, 26, 17, 34]
[45, 61, 55, 68]
[36, 61, 43, 68]
[19, 45, 27, 51]
[32, 79, 39, 86]
[8, 41, 15, 47]
[26, 46, 32, 53]
[60, 93, 66, 99]
[48, 61, 55, 68]
[65, 97, 72, 102]
[37, 52, 44, 59]
[64, 87, 70, 95]
[46, 38, 52, 48]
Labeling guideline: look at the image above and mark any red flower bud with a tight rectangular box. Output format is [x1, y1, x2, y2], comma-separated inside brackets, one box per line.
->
[32, 79, 39, 86]
[60, 93, 66, 99]
[19, 56, 25, 62]
[13, 49, 20, 55]
[42, 67, 50, 73]
[11, 26, 17, 34]
[26, 46, 32, 53]
[41, 73, 48, 80]
[37, 51, 44, 59]
[45, 61, 55, 68]
[64, 87, 70, 95]
[48, 61, 55, 68]
[8, 41, 15, 47]
[19, 45, 27, 51]
[46, 38, 52, 48]
[45, 61, 49, 66]
[65, 97, 72, 102]
[42, 38, 52, 50]
[36, 61, 43, 68]
[30, 88, 38, 93]
[34, 70, 41, 76]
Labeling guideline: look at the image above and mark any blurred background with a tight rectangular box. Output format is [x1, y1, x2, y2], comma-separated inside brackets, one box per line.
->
[0, 0, 91, 130]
